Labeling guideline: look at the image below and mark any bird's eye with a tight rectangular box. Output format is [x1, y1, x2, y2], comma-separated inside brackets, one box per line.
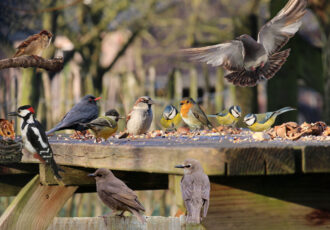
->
[186, 164, 191, 168]
[96, 174, 102, 177]
[7, 132, 11, 135]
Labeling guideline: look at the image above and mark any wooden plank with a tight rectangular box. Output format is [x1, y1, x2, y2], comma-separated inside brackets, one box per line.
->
[0, 175, 78, 230]
[304, 146, 330, 173]
[20, 141, 307, 175]
[47, 216, 205, 230]
[39, 164, 168, 190]
[203, 175, 330, 230]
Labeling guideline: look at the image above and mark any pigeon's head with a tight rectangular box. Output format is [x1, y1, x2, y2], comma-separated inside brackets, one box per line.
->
[162, 105, 178, 120]
[238, 34, 254, 43]
[88, 168, 114, 182]
[8, 105, 35, 119]
[175, 158, 204, 174]
[81, 95, 101, 105]
[244, 113, 257, 126]
[105, 109, 124, 122]
[134, 96, 154, 110]
[229, 105, 242, 118]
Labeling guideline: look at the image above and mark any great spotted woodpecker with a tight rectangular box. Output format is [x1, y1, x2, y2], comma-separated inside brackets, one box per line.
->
[8, 105, 64, 179]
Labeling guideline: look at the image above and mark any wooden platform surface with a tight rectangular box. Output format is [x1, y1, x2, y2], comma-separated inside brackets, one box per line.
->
[18, 134, 330, 176]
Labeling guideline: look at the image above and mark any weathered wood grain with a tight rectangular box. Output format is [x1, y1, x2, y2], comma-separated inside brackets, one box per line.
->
[0, 175, 77, 230]
[47, 216, 205, 230]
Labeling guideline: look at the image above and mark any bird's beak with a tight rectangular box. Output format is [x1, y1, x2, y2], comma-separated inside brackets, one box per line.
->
[8, 112, 18, 116]
[94, 97, 101, 101]
[88, 173, 96, 177]
[175, 164, 185, 168]
[148, 100, 155, 105]
[118, 116, 125, 119]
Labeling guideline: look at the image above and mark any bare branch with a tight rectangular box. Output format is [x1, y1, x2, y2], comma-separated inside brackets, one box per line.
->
[0, 56, 64, 72]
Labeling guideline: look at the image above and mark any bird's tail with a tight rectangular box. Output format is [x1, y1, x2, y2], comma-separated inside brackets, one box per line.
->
[130, 209, 146, 224]
[274, 106, 296, 117]
[186, 208, 201, 224]
[225, 70, 261, 87]
[260, 49, 291, 80]
[49, 158, 65, 180]
[13, 50, 22, 58]
[46, 125, 62, 136]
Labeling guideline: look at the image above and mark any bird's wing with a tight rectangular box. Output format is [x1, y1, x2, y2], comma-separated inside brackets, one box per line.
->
[126, 110, 132, 123]
[88, 117, 116, 128]
[181, 41, 245, 71]
[16, 34, 40, 49]
[181, 175, 193, 202]
[103, 180, 145, 211]
[201, 174, 210, 218]
[26, 122, 53, 161]
[59, 103, 98, 127]
[191, 105, 212, 127]
[256, 112, 274, 124]
[258, 0, 307, 54]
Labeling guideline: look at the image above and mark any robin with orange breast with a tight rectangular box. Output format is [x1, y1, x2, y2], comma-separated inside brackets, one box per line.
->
[180, 98, 215, 131]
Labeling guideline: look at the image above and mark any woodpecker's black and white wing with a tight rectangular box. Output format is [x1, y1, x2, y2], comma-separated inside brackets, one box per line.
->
[26, 121, 64, 179]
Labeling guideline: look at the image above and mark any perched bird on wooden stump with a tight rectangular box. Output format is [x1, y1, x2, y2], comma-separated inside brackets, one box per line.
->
[89, 168, 146, 223]
[244, 106, 296, 132]
[207, 105, 241, 127]
[160, 105, 182, 131]
[0, 119, 15, 140]
[175, 159, 210, 224]
[180, 98, 215, 131]
[81, 109, 124, 142]
[8, 105, 64, 179]
[46, 95, 101, 136]
[13, 30, 53, 59]
[181, 0, 307, 87]
[120, 96, 154, 137]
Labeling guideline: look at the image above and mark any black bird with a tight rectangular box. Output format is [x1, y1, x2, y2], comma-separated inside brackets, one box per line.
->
[46, 95, 100, 135]
[8, 105, 64, 179]
[181, 0, 307, 87]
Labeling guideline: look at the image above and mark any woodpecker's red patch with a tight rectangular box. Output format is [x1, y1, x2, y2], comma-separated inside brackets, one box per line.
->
[28, 107, 35, 114]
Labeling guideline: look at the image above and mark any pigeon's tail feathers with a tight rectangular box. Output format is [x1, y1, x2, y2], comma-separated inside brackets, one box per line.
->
[274, 106, 296, 116]
[224, 70, 260, 87]
[46, 124, 62, 136]
[49, 158, 65, 180]
[260, 49, 291, 80]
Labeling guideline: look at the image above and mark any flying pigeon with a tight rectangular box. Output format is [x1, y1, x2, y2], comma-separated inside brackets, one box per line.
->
[181, 0, 307, 87]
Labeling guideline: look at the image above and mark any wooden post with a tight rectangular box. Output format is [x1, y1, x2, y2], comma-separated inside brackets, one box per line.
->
[215, 68, 224, 112]
[189, 68, 198, 100]
[174, 70, 183, 102]
[0, 175, 78, 230]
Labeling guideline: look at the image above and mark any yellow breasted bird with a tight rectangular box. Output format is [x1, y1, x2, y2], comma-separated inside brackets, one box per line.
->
[244, 107, 295, 132]
[180, 98, 215, 131]
[160, 105, 182, 130]
[83, 109, 123, 141]
[208, 105, 241, 126]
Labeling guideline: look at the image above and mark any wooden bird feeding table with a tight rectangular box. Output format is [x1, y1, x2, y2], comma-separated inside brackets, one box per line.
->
[0, 134, 330, 230]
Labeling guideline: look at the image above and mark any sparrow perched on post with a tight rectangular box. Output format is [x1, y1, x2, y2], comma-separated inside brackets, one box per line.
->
[160, 105, 182, 131]
[181, 0, 307, 87]
[125, 96, 154, 135]
[13, 30, 53, 59]
[180, 98, 215, 131]
[244, 106, 296, 132]
[175, 159, 210, 224]
[88, 168, 146, 223]
[8, 105, 64, 179]
[46, 95, 101, 135]
[207, 105, 241, 127]
[81, 109, 124, 142]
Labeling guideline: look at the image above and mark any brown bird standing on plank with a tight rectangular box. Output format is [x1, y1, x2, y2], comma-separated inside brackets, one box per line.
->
[89, 168, 146, 223]
[175, 159, 210, 224]
[181, 0, 307, 87]
[13, 30, 53, 59]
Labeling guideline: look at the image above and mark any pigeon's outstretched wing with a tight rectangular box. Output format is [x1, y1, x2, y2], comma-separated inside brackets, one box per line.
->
[181, 41, 245, 71]
[258, 0, 307, 54]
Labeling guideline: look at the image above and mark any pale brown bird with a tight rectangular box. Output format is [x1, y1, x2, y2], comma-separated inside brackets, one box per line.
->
[88, 168, 146, 223]
[181, 0, 307, 87]
[175, 159, 210, 224]
[13, 30, 53, 59]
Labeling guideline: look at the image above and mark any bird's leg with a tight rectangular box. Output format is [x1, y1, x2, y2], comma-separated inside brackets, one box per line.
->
[117, 210, 125, 217]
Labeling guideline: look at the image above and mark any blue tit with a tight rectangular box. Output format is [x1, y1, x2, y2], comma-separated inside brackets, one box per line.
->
[160, 105, 182, 130]
[84, 109, 124, 140]
[244, 107, 295, 132]
[207, 105, 241, 126]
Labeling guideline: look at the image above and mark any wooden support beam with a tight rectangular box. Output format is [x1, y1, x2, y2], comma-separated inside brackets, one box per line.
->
[0, 175, 78, 230]
[47, 216, 206, 230]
